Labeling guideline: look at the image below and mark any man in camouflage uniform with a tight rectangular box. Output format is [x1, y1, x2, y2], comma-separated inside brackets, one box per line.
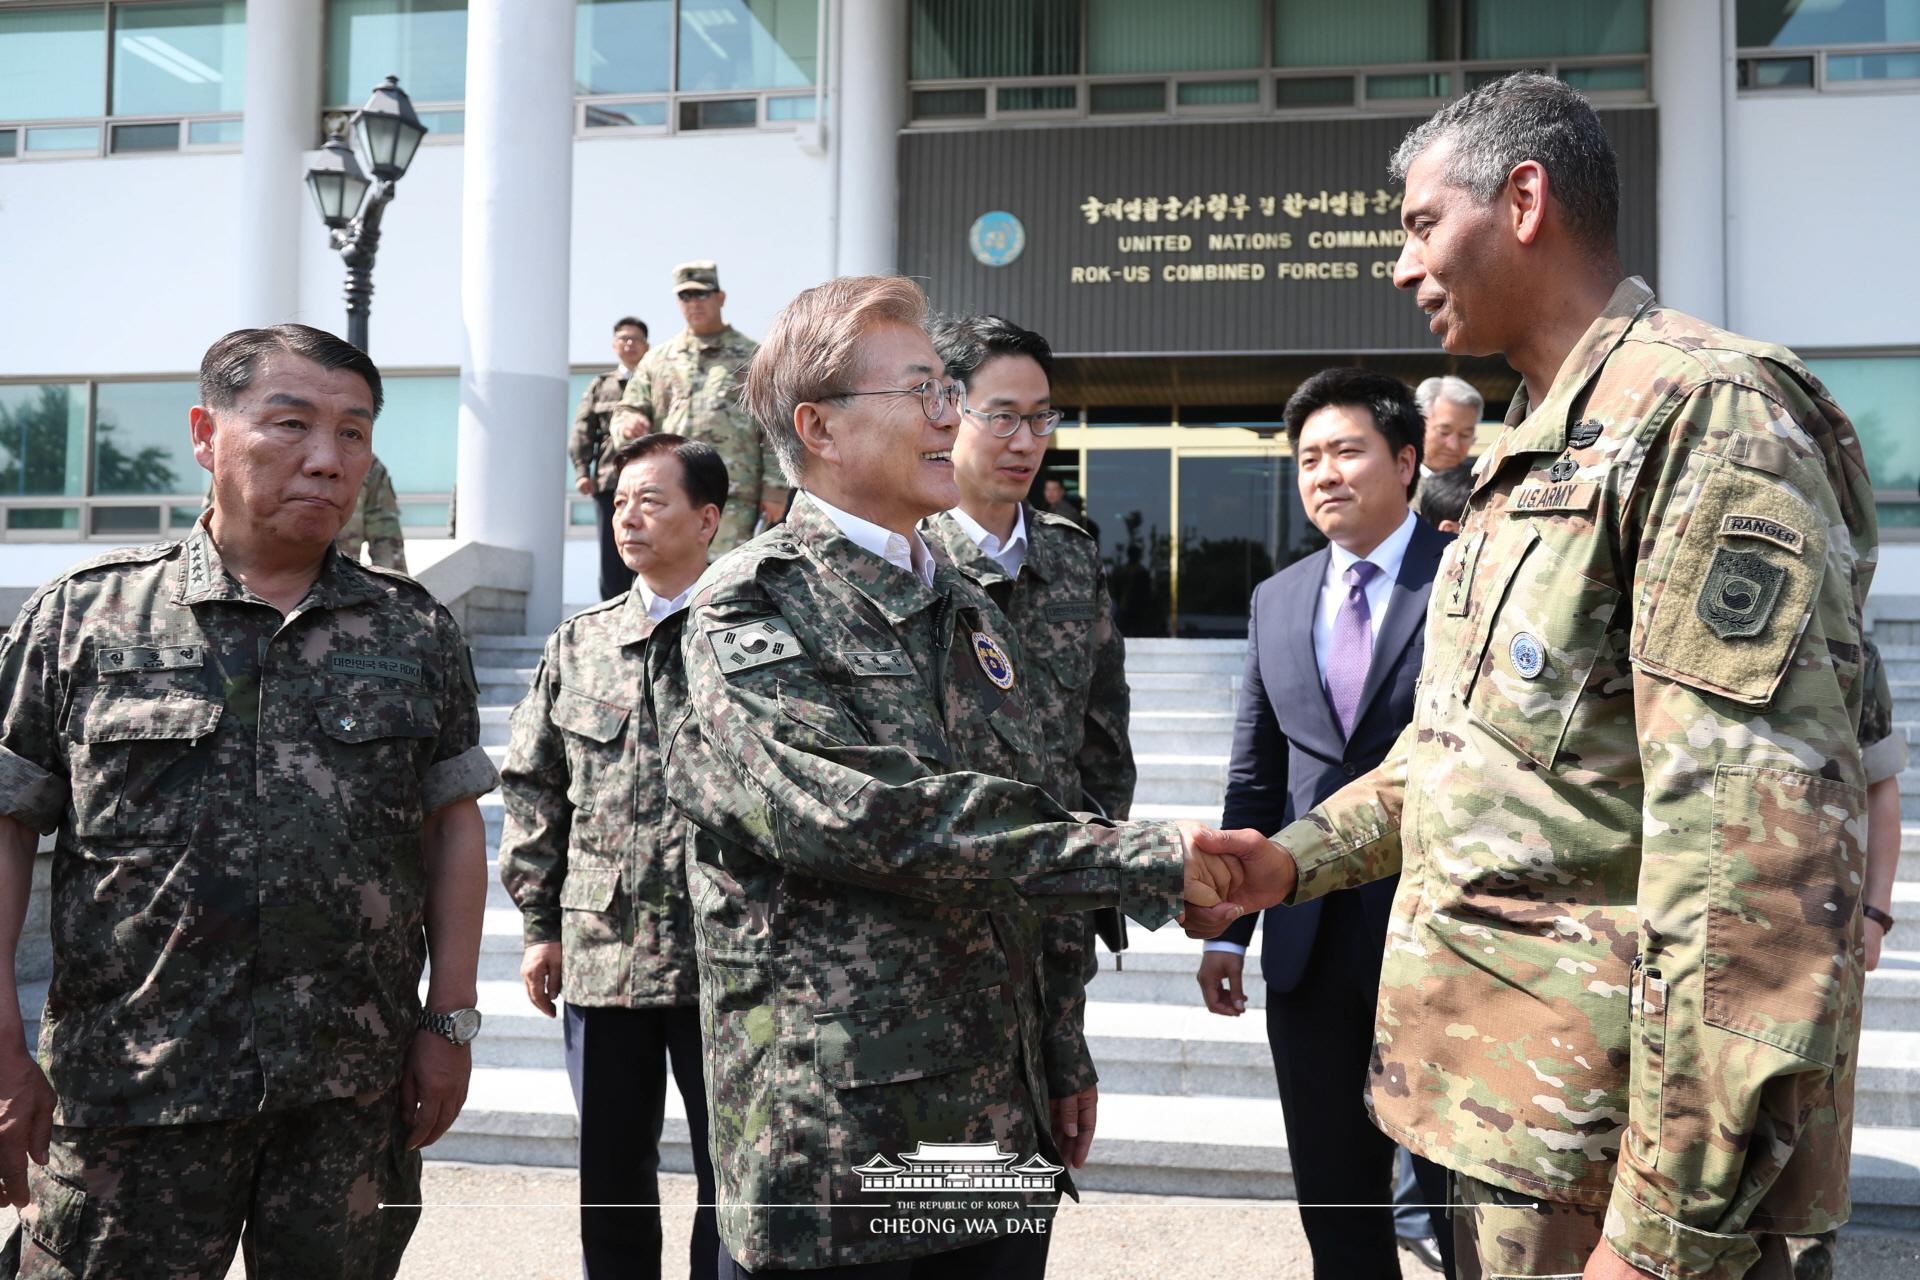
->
[571, 316, 651, 599]
[921, 314, 1133, 1173]
[501, 433, 725, 1280]
[1192, 74, 1879, 1280]
[333, 452, 408, 571]
[0, 325, 497, 1277]
[614, 262, 783, 558]
[661, 275, 1255, 1276]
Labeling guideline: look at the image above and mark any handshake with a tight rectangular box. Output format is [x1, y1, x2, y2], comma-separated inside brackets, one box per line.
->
[1172, 823, 1297, 939]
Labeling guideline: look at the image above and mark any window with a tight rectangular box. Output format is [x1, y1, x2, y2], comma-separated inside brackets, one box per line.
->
[1806, 354, 1920, 532]
[1467, 0, 1646, 60]
[910, 0, 1078, 80]
[91, 380, 199, 497]
[577, 0, 672, 95]
[1738, 0, 1920, 91]
[0, 3, 243, 159]
[678, 0, 817, 91]
[326, 0, 469, 114]
[0, 383, 87, 531]
[1274, 0, 1452, 67]
[1088, 0, 1262, 75]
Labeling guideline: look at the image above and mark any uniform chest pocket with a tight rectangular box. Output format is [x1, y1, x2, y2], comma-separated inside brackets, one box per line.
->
[1460, 524, 1622, 770]
[65, 687, 223, 845]
[315, 692, 438, 838]
[550, 687, 630, 815]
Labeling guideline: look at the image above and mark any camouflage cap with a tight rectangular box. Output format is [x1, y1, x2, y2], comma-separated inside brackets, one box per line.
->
[674, 261, 721, 295]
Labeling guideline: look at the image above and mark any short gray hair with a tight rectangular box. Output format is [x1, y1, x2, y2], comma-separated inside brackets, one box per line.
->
[744, 276, 929, 486]
[1389, 72, 1619, 258]
[1414, 375, 1484, 418]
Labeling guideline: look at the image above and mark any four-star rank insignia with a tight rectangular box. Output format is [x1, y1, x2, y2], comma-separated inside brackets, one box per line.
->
[972, 631, 1016, 690]
[709, 617, 803, 674]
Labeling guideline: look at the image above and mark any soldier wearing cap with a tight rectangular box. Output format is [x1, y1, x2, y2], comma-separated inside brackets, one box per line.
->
[921, 313, 1134, 1176]
[660, 275, 1263, 1276]
[614, 262, 783, 557]
[571, 316, 652, 599]
[0, 324, 496, 1276]
[1203, 74, 1879, 1279]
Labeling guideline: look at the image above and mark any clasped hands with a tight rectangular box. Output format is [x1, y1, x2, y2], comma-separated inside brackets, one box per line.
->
[1172, 821, 1296, 939]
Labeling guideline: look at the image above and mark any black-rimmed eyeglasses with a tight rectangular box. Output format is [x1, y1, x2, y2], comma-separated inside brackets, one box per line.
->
[829, 378, 964, 421]
[962, 407, 1064, 438]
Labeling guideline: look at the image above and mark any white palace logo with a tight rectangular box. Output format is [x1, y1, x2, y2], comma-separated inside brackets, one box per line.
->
[854, 1142, 1064, 1194]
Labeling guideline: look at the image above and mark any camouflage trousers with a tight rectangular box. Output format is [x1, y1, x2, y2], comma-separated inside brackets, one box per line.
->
[3, 1088, 420, 1279]
[1451, 1176, 1797, 1280]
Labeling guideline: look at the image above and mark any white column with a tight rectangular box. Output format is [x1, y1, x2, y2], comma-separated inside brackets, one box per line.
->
[457, 0, 576, 633]
[1651, 0, 1729, 325]
[237, 0, 323, 328]
[834, 0, 909, 277]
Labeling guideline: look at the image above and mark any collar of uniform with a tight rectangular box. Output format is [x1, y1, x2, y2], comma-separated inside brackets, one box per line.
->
[692, 325, 737, 353]
[925, 509, 1011, 589]
[176, 517, 380, 611]
[615, 584, 660, 645]
[1013, 503, 1058, 584]
[788, 491, 940, 624]
[1476, 276, 1658, 488]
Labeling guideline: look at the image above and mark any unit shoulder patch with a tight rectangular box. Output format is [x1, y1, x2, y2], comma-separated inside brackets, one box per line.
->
[1697, 548, 1786, 639]
[709, 617, 804, 675]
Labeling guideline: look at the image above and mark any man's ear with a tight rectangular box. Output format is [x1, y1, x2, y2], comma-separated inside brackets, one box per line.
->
[188, 405, 218, 474]
[793, 402, 839, 468]
[699, 502, 721, 544]
[1396, 443, 1418, 489]
[1507, 159, 1549, 247]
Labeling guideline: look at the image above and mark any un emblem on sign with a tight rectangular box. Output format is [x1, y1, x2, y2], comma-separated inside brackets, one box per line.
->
[968, 211, 1027, 267]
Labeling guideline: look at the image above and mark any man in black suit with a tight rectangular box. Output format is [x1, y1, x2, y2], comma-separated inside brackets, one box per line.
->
[1195, 369, 1454, 1278]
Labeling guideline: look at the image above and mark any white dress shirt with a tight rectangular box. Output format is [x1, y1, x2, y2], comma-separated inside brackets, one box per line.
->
[807, 492, 937, 587]
[1208, 507, 1418, 960]
[947, 504, 1029, 578]
[635, 578, 695, 622]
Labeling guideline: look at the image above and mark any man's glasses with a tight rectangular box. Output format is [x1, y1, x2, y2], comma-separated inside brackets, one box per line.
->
[962, 406, 1064, 439]
[831, 378, 965, 421]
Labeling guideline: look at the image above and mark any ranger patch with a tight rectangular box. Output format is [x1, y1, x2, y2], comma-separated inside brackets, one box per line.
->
[710, 617, 803, 674]
[1697, 548, 1785, 639]
[329, 654, 425, 685]
[99, 644, 203, 674]
[843, 649, 912, 678]
[1719, 513, 1804, 555]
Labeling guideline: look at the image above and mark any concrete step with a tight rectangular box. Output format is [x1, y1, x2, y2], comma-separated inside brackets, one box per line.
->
[1128, 711, 1235, 759]
[1120, 642, 1246, 676]
[1132, 754, 1228, 810]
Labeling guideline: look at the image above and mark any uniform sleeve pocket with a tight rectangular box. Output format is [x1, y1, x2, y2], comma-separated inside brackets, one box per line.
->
[1705, 764, 1864, 1066]
[559, 864, 620, 912]
[549, 687, 629, 743]
[1632, 454, 1826, 706]
[815, 982, 1013, 1089]
[28, 1171, 88, 1257]
[1462, 525, 1622, 770]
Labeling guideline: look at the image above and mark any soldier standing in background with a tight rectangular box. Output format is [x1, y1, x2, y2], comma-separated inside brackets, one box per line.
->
[922, 314, 1133, 1174]
[333, 452, 408, 571]
[613, 262, 782, 557]
[572, 316, 652, 600]
[1203, 73, 1879, 1279]
[501, 433, 725, 1280]
[0, 325, 496, 1276]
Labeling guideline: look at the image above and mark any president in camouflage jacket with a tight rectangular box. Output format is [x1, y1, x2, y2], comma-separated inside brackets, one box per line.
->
[660, 277, 1234, 1274]
[0, 325, 496, 1276]
[1259, 77, 1879, 1280]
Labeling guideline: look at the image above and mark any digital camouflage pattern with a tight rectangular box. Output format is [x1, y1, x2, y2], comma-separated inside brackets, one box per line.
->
[332, 454, 407, 572]
[1857, 637, 1906, 786]
[619, 326, 773, 555]
[0, 520, 498, 1126]
[569, 367, 632, 496]
[498, 589, 697, 1008]
[662, 492, 1188, 1271]
[8, 1088, 418, 1277]
[1271, 279, 1877, 1279]
[923, 505, 1136, 1096]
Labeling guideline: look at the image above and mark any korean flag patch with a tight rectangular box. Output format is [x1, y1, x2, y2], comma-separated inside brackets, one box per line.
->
[709, 617, 804, 675]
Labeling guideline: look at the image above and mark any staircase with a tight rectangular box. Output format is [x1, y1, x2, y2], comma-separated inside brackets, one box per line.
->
[17, 630, 1920, 1223]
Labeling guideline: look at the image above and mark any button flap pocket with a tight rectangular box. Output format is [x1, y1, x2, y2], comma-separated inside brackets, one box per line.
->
[314, 692, 437, 744]
[69, 686, 222, 744]
[560, 864, 620, 911]
[815, 983, 1011, 1089]
[29, 1172, 88, 1257]
[550, 687, 629, 744]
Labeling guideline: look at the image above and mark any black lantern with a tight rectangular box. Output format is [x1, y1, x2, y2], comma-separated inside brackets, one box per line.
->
[353, 75, 426, 182]
[304, 130, 370, 229]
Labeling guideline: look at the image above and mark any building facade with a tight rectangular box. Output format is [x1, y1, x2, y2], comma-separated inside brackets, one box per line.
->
[2, 0, 1916, 632]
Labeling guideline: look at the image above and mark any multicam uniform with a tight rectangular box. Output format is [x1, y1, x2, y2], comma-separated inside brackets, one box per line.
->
[0, 521, 496, 1275]
[619, 327, 772, 556]
[1269, 279, 1877, 1279]
[923, 505, 1135, 1100]
[662, 492, 1187, 1271]
[332, 454, 407, 572]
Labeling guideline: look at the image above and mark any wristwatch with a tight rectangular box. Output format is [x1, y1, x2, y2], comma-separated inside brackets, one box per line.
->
[419, 1006, 483, 1046]
[1863, 905, 1895, 935]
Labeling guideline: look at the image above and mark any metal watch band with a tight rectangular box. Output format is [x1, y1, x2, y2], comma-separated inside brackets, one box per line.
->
[1863, 904, 1895, 934]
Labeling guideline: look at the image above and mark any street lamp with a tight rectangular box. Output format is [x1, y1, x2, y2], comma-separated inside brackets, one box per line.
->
[304, 75, 428, 352]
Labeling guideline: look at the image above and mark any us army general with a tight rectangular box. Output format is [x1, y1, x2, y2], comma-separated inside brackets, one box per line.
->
[1197, 75, 1879, 1280]
[0, 325, 496, 1277]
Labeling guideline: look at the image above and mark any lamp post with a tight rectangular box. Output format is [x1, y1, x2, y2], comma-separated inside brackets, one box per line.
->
[304, 75, 428, 353]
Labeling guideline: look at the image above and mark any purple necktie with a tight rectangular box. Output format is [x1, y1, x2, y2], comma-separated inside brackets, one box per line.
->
[1327, 561, 1381, 738]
